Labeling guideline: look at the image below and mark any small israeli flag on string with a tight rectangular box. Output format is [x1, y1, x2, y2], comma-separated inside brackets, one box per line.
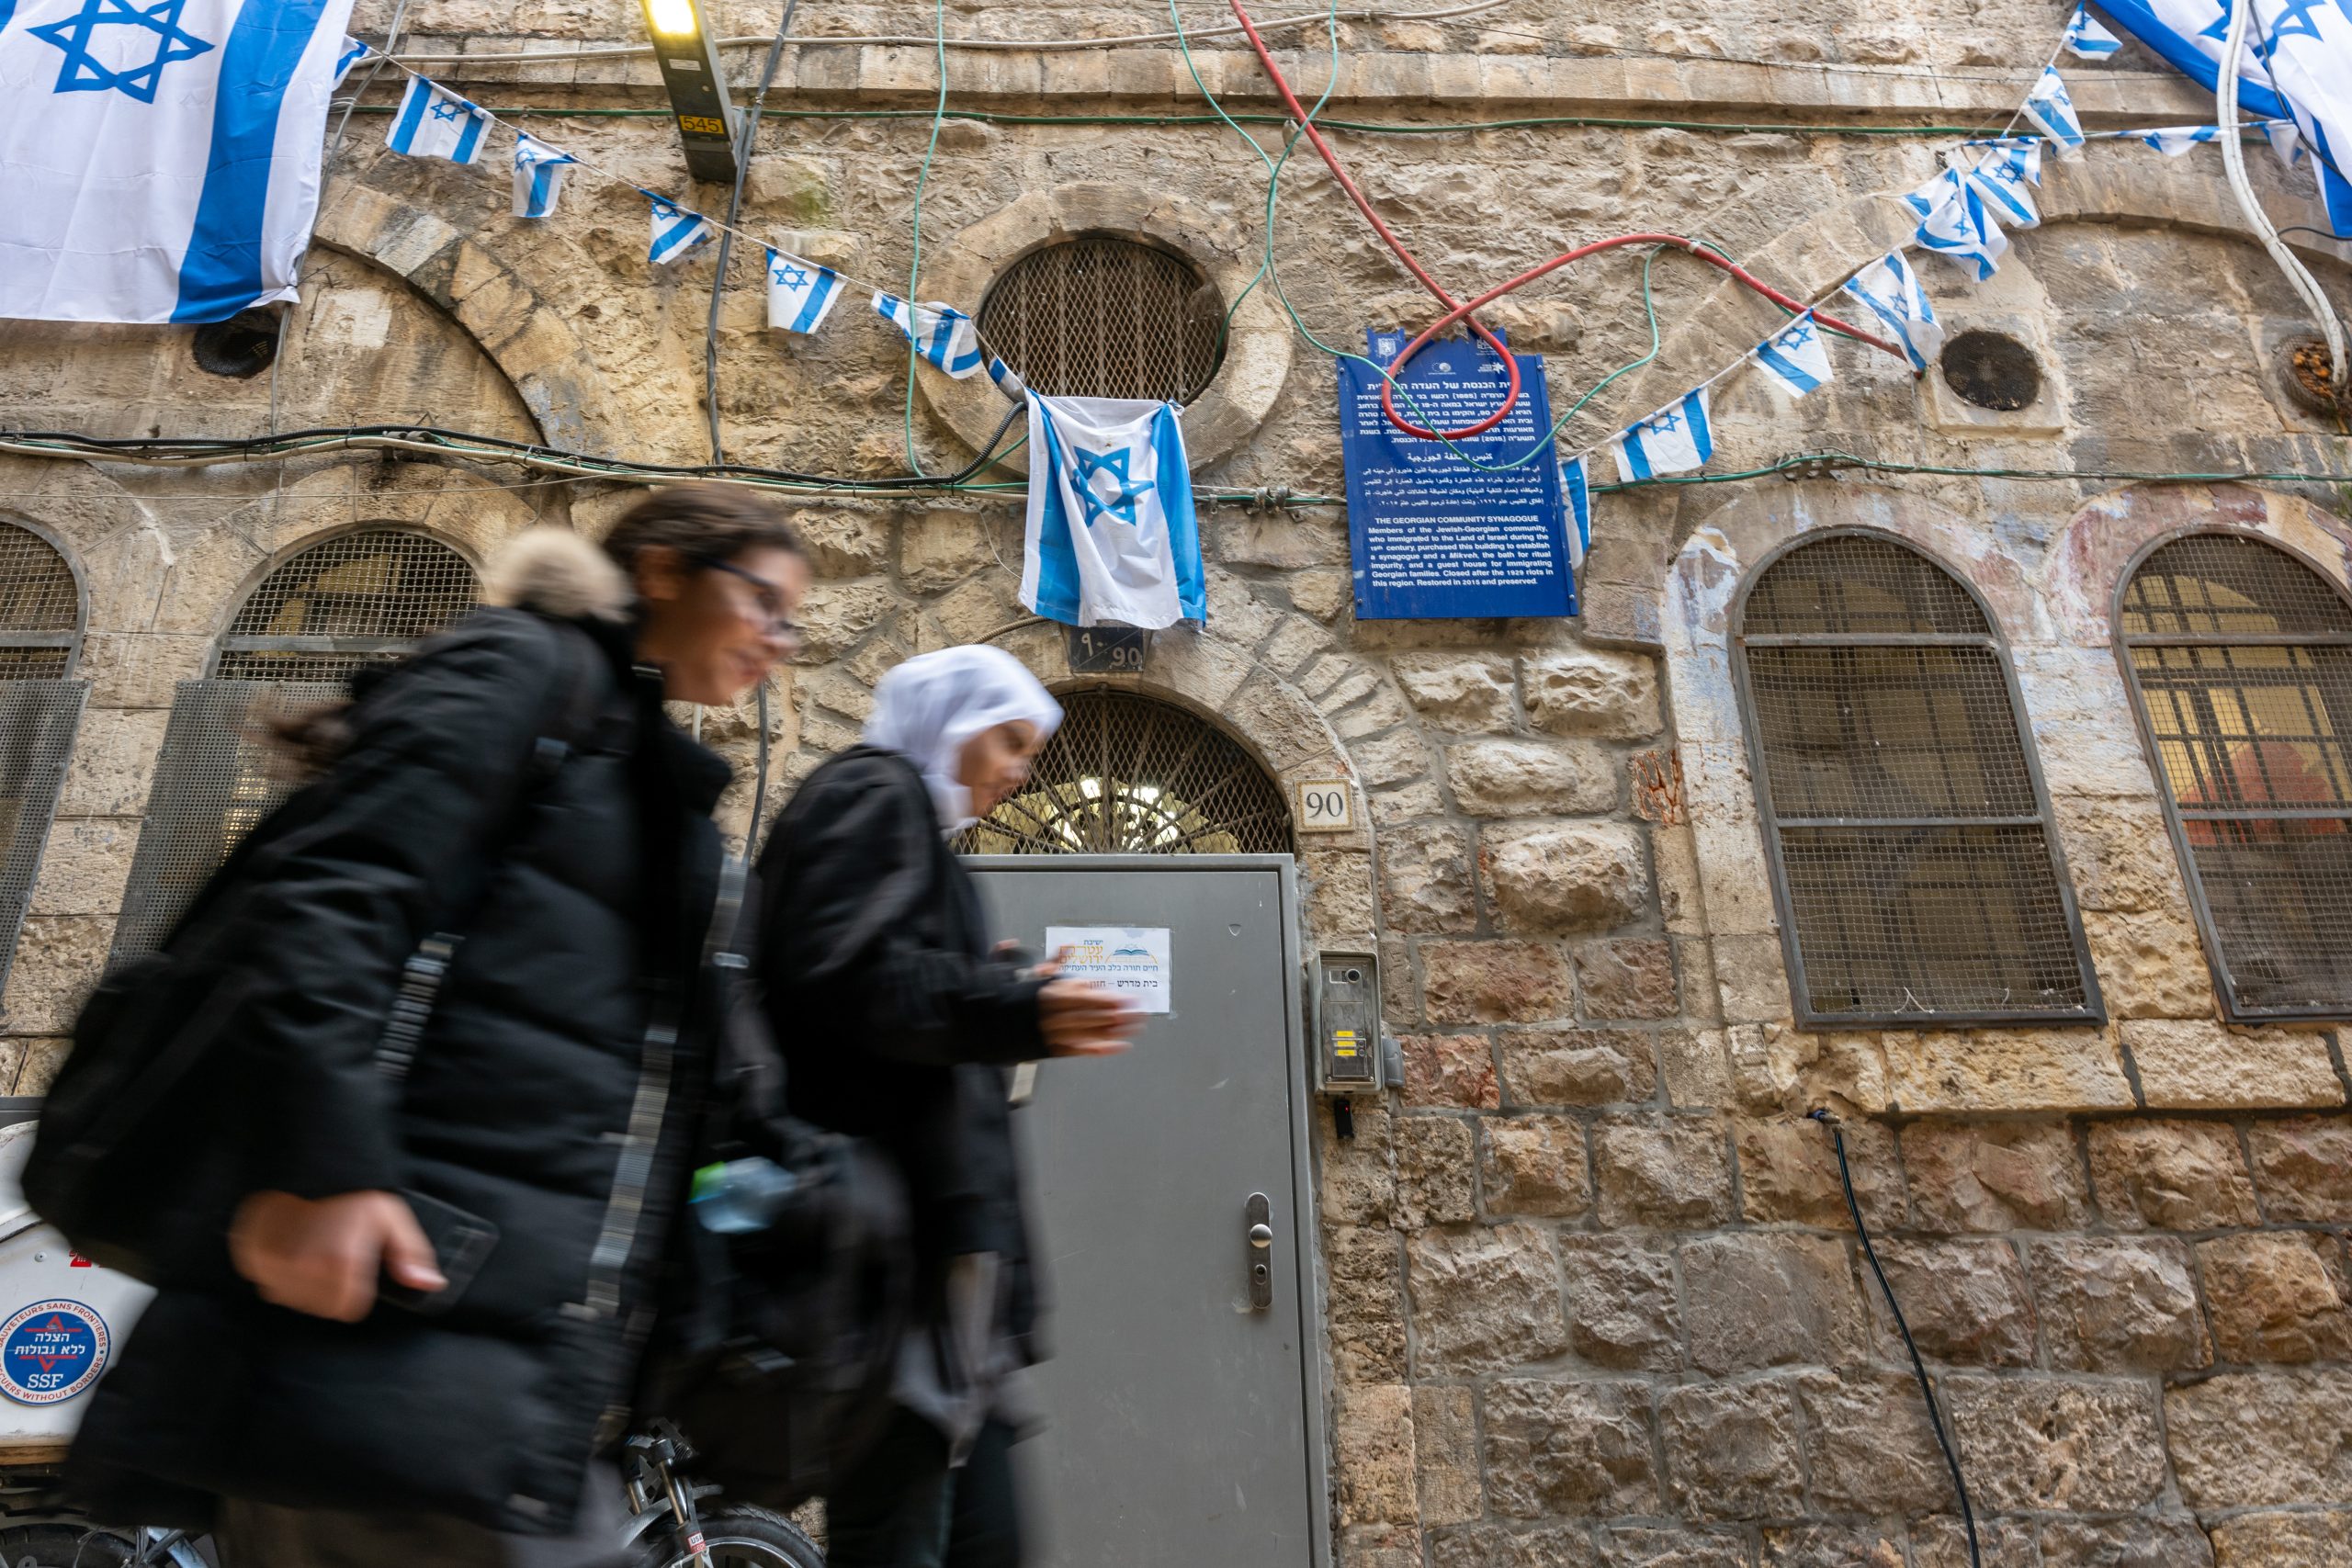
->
[2141, 123, 2221, 154]
[1610, 389, 1714, 483]
[1960, 141, 2041, 228]
[646, 194, 716, 265]
[987, 355, 1028, 398]
[1754, 313, 1835, 399]
[1842, 250, 1944, 372]
[1905, 168, 2008, 281]
[383, 76, 489, 165]
[511, 136, 577, 220]
[765, 250, 844, 334]
[387, 75, 492, 164]
[1559, 456, 1591, 572]
[333, 37, 371, 89]
[875, 292, 984, 378]
[2021, 67, 2086, 157]
[2064, 6, 2123, 57]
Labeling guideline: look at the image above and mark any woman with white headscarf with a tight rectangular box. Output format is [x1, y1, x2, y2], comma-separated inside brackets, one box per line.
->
[752, 646, 1139, 1568]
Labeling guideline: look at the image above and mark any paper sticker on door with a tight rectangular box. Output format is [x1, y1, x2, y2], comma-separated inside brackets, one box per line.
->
[1046, 926, 1172, 1013]
[0, 1299, 109, 1404]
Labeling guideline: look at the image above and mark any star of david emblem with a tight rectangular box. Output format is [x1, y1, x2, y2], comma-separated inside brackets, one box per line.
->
[2267, 0, 2324, 42]
[775, 265, 810, 289]
[1643, 411, 1683, 436]
[651, 201, 679, 220]
[2199, 6, 2231, 39]
[27, 1316, 72, 1374]
[429, 98, 463, 121]
[1072, 446, 1154, 529]
[30, 0, 215, 104]
[1780, 321, 1816, 350]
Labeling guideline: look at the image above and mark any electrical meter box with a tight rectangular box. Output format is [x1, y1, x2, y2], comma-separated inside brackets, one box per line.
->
[1312, 950, 1385, 1093]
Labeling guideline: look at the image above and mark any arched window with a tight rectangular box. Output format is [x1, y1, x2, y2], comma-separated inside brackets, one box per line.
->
[2116, 530, 2352, 1020]
[1732, 530, 2101, 1026]
[0, 521, 90, 996]
[957, 688, 1294, 856]
[111, 530, 479, 960]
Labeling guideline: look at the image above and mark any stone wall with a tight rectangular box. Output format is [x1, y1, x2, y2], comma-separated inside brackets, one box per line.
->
[2, 0, 2349, 1561]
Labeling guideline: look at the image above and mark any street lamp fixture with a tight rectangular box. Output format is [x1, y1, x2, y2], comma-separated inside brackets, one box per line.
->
[637, 0, 740, 186]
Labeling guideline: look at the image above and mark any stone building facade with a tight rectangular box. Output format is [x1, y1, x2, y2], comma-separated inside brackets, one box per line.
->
[2, 0, 2350, 1563]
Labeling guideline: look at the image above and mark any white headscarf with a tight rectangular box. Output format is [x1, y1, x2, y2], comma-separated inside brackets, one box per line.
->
[864, 647, 1064, 832]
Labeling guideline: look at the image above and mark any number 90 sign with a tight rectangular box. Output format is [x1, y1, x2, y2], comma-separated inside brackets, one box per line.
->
[1294, 779, 1354, 832]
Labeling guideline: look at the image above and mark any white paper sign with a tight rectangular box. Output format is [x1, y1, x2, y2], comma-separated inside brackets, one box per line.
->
[1046, 925, 1172, 1014]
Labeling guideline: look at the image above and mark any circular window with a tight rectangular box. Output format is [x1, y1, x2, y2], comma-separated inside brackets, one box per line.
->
[191, 309, 282, 379]
[977, 235, 1227, 402]
[1939, 330, 2041, 412]
[957, 688, 1293, 855]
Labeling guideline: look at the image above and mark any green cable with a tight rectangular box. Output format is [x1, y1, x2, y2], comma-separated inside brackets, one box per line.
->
[899, 0, 950, 476]
[344, 102, 1986, 139]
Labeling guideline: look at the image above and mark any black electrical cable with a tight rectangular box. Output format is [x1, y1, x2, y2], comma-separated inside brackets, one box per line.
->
[1, 421, 1029, 491]
[1810, 1110, 1982, 1567]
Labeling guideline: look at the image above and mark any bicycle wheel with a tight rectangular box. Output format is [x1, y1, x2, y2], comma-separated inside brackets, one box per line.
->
[645, 1505, 823, 1568]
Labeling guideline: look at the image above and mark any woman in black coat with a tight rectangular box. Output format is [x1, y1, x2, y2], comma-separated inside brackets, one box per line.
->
[65, 486, 808, 1566]
[754, 646, 1139, 1568]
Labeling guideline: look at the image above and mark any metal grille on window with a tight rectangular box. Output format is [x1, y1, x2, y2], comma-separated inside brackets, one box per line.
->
[1733, 531, 2102, 1025]
[956, 689, 1294, 856]
[110, 532, 480, 964]
[976, 235, 1227, 403]
[2117, 531, 2352, 1020]
[0, 525, 88, 997]
[214, 530, 477, 683]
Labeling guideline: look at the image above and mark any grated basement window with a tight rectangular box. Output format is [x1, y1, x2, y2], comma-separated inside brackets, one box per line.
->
[111, 531, 480, 964]
[976, 235, 1227, 403]
[1732, 530, 2103, 1026]
[2117, 530, 2352, 1020]
[956, 688, 1293, 856]
[213, 529, 478, 683]
[0, 524, 88, 997]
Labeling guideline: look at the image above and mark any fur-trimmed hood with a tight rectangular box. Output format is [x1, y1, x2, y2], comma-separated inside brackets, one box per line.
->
[481, 527, 632, 622]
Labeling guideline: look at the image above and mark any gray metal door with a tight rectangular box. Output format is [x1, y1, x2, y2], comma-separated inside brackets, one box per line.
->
[968, 855, 1327, 1568]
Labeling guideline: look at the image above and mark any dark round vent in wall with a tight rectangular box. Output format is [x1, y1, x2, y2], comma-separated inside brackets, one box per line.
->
[191, 309, 282, 379]
[1939, 329, 2041, 412]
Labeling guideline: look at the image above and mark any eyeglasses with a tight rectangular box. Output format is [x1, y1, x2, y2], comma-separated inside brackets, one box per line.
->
[694, 554, 801, 640]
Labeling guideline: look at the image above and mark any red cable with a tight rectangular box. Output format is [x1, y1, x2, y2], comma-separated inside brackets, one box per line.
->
[1226, 0, 1914, 445]
[1224, 0, 1519, 440]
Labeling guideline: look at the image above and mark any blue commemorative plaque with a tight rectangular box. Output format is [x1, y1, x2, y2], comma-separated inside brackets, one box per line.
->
[1338, 328, 1576, 621]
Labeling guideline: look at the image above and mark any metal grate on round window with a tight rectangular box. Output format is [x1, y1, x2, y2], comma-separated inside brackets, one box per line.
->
[956, 689, 1293, 856]
[976, 235, 1227, 403]
[2118, 531, 2352, 1019]
[214, 529, 478, 684]
[1733, 531, 2101, 1025]
[0, 524, 81, 680]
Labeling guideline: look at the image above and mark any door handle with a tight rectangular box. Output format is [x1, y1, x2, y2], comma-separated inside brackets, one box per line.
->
[1245, 1192, 1272, 1311]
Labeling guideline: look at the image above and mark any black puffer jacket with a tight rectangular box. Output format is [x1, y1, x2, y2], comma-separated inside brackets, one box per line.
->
[67, 531, 730, 1535]
[753, 747, 1049, 1353]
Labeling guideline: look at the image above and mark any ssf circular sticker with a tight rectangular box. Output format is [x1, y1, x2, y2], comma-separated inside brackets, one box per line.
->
[0, 1299, 109, 1404]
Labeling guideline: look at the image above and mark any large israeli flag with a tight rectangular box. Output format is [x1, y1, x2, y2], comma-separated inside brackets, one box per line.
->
[1021, 394, 1204, 629]
[2091, 0, 2352, 233]
[1610, 389, 1714, 483]
[0, 0, 356, 322]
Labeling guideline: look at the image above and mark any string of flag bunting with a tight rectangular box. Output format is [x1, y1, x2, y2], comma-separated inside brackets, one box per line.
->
[1545, 1, 2334, 544]
[368, 57, 1019, 385]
